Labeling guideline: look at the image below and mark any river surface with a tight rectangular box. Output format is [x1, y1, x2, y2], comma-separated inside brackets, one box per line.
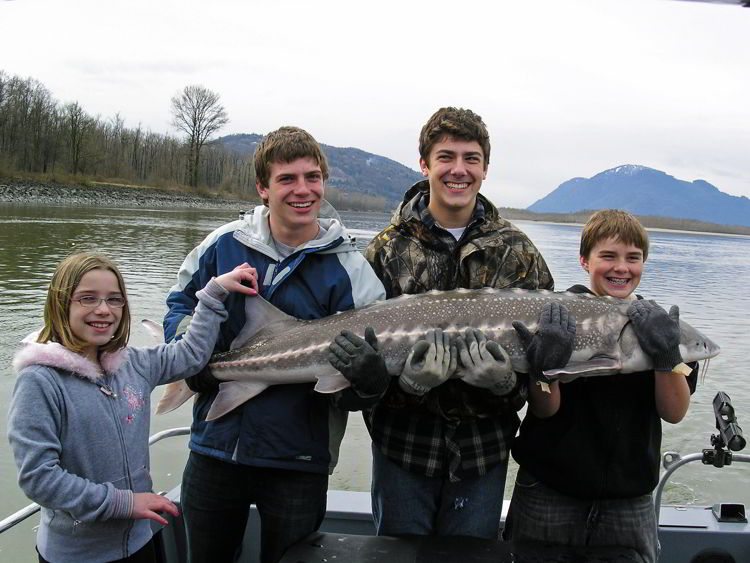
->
[1, 204, 749, 559]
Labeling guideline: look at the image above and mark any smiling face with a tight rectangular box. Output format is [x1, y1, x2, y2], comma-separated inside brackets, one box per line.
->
[420, 135, 487, 228]
[256, 157, 324, 247]
[581, 237, 644, 299]
[68, 268, 124, 362]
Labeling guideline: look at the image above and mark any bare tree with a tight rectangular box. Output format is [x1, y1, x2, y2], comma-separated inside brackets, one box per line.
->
[65, 102, 90, 175]
[170, 85, 228, 187]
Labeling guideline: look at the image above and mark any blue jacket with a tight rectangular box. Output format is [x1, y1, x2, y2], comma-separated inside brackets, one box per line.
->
[164, 204, 386, 474]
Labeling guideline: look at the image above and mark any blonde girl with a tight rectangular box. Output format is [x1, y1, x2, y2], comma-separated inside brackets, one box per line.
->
[8, 253, 257, 563]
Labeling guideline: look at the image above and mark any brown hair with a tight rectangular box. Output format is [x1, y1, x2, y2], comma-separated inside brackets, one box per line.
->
[253, 126, 329, 192]
[579, 209, 649, 261]
[38, 253, 131, 355]
[419, 107, 491, 168]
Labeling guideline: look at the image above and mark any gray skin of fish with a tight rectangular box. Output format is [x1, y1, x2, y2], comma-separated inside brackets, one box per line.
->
[155, 287, 720, 421]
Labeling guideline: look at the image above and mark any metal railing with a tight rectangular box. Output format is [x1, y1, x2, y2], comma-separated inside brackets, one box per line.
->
[654, 450, 750, 521]
[0, 427, 190, 535]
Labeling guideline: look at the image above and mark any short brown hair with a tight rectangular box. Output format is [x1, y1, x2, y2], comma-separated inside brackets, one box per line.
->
[253, 126, 329, 189]
[38, 253, 131, 354]
[419, 107, 490, 168]
[579, 209, 649, 261]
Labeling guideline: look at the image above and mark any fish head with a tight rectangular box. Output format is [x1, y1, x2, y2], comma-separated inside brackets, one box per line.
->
[679, 321, 721, 363]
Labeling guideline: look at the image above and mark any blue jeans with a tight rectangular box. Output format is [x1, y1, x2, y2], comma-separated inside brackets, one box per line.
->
[181, 452, 327, 563]
[503, 467, 657, 563]
[370, 444, 507, 539]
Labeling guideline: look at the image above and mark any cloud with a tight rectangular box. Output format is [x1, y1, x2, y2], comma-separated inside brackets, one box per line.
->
[1, 0, 748, 205]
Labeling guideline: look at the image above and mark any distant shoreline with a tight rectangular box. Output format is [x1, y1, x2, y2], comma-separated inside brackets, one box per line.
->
[2, 179, 749, 238]
[0, 179, 254, 211]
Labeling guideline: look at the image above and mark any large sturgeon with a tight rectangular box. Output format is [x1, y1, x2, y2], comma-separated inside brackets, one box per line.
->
[156, 288, 720, 420]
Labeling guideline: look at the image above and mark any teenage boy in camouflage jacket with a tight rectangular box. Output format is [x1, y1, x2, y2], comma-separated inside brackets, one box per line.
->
[333, 107, 553, 539]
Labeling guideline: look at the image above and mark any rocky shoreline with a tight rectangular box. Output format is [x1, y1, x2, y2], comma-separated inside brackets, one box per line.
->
[0, 179, 254, 210]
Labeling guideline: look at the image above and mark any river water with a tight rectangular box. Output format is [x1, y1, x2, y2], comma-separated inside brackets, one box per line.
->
[1, 204, 749, 559]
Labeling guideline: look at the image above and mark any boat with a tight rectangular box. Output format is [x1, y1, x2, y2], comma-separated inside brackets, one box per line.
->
[2, 391, 748, 562]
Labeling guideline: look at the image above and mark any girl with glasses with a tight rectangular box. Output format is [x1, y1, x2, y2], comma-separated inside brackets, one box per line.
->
[8, 252, 258, 563]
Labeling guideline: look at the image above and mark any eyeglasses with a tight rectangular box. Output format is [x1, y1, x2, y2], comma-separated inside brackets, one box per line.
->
[72, 296, 127, 308]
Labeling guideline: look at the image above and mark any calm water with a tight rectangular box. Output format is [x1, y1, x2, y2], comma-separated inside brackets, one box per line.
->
[1, 204, 749, 559]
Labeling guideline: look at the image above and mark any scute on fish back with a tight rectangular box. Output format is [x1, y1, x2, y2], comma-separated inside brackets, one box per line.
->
[156, 288, 720, 421]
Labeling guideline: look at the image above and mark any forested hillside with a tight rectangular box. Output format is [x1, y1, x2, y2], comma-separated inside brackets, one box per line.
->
[0, 71, 255, 196]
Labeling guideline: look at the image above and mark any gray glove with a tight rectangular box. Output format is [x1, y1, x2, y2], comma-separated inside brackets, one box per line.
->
[399, 329, 456, 396]
[455, 328, 516, 396]
[627, 300, 683, 372]
[512, 302, 576, 383]
[328, 327, 390, 396]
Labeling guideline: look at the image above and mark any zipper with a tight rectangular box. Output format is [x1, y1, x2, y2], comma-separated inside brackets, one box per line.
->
[101, 373, 136, 554]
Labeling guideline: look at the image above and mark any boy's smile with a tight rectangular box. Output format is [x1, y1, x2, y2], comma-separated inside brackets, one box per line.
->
[421, 136, 487, 228]
[581, 237, 644, 299]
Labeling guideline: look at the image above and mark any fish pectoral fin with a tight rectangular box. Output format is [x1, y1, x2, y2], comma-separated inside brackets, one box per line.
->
[313, 373, 351, 394]
[155, 381, 196, 414]
[544, 358, 623, 380]
[205, 380, 269, 421]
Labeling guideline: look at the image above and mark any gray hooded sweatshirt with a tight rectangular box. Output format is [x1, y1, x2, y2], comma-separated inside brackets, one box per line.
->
[7, 279, 229, 563]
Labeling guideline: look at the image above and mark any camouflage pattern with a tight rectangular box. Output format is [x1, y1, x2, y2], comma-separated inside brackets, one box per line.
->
[366, 180, 554, 298]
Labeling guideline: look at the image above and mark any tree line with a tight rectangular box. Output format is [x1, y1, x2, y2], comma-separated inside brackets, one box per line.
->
[0, 71, 255, 197]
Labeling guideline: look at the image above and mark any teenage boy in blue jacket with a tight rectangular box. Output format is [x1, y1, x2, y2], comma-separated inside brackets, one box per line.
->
[164, 126, 386, 563]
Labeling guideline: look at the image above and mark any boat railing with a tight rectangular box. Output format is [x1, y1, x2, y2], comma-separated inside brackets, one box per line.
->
[654, 391, 748, 522]
[0, 426, 191, 535]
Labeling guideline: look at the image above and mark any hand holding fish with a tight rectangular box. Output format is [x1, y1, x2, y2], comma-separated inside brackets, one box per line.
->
[627, 300, 683, 372]
[328, 327, 390, 397]
[214, 262, 259, 295]
[513, 302, 576, 384]
[455, 328, 516, 396]
[399, 329, 457, 396]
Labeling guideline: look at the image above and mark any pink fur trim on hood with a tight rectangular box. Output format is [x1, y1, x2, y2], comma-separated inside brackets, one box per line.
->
[12, 342, 128, 382]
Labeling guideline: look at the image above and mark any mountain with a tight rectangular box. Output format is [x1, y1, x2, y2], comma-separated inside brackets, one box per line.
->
[216, 133, 421, 206]
[527, 165, 750, 228]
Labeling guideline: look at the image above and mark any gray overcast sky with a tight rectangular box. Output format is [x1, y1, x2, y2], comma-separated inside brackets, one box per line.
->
[1, 0, 748, 208]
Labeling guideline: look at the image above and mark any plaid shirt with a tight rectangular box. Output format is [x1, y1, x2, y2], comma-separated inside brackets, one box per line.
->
[364, 181, 553, 481]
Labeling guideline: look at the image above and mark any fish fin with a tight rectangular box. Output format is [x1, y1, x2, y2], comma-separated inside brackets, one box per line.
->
[545, 358, 623, 381]
[155, 381, 196, 414]
[313, 373, 351, 394]
[230, 295, 297, 350]
[205, 380, 269, 421]
[142, 319, 165, 342]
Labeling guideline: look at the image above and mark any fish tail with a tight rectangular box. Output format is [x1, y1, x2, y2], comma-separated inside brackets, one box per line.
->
[156, 381, 196, 414]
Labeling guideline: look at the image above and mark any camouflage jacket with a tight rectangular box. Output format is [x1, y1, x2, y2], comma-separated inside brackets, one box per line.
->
[366, 181, 553, 296]
[364, 181, 554, 479]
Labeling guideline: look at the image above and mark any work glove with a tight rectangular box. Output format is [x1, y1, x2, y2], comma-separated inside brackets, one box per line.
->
[512, 302, 576, 383]
[627, 300, 683, 372]
[185, 366, 221, 394]
[455, 328, 516, 396]
[399, 329, 456, 396]
[328, 327, 390, 396]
